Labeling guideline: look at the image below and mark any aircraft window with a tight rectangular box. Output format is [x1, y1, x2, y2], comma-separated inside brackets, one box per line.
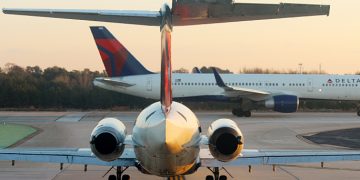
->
[265, 83, 268, 86]
[201, 83, 204, 86]
[283, 83, 285, 86]
[273, 83, 275, 86]
[242, 83, 244, 86]
[260, 83, 262, 86]
[252, 83, 255, 86]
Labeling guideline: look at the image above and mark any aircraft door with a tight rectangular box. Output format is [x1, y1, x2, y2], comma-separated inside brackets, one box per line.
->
[146, 78, 152, 91]
[307, 78, 314, 92]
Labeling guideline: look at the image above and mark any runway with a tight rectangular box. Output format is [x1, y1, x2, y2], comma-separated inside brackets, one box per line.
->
[1, 111, 360, 179]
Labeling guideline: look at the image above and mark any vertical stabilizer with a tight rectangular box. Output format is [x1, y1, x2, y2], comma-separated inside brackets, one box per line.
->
[160, 4, 173, 114]
[90, 26, 152, 77]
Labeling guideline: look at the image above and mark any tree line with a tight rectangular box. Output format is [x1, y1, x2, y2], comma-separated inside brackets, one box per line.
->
[0, 64, 357, 111]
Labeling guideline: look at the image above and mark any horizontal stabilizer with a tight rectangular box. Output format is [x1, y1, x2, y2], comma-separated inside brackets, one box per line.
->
[3, 8, 161, 26]
[173, 2, 330, 26]
[3, 2, 330, 27]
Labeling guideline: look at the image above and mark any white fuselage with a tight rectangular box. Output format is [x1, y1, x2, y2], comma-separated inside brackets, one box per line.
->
[95, 73, 360, 101]
[132, 101, 201, 176]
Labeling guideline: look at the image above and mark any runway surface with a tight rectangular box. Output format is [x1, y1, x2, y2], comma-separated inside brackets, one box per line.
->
[1, 111, 360, 179]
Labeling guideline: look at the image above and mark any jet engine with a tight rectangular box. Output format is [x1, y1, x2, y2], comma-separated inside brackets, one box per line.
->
[90, 118, 126, 162]
[265, 95, 299, 113]
[207, 119, 243, 162]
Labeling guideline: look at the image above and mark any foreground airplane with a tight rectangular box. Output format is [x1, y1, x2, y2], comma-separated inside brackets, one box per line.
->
[90, 28, 360, 118]
[4, 1, 360, 180]
[2, 23, 360, 180]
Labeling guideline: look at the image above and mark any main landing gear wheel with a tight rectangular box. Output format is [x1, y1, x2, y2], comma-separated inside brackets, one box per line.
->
[206, 167, 227, 180]
[107, 166, 129, 180]
[244, 111, 251, 117]
[357, 111, 360, 117]
[232, 108, 252, 117]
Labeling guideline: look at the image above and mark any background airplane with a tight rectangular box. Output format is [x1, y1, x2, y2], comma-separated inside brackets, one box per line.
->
[90, 29, 360, 118]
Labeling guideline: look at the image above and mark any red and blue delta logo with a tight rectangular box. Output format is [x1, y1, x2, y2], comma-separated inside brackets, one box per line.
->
[327, 79, 333, 84]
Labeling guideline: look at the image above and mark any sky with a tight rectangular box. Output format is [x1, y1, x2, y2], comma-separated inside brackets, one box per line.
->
[0, 0, 359, 74]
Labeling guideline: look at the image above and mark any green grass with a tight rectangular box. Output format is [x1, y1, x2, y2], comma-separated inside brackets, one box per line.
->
[0, 123, 36, 149]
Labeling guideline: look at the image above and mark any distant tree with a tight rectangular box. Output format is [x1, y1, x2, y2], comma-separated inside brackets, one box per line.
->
[199, 66, 233, 73]
[173, 68, 189, 73]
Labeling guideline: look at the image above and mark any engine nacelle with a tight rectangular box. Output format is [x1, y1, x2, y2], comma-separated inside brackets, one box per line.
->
[265, 95, 299, 113]
[207, 119, 243, 162]
[90, 118, 126, 162]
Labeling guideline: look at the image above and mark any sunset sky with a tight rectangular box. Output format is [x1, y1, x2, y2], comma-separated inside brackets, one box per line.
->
[0, 0, 359, 74]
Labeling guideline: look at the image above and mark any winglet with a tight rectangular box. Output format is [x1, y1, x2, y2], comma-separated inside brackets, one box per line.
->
[212, 67, 226, 88]
[193, 67, 202, 74]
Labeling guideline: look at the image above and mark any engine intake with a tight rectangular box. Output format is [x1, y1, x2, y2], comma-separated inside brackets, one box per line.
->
[265, 95, 299, 113]
[90, 118, 126, 162]
[208, 119, 243, 162]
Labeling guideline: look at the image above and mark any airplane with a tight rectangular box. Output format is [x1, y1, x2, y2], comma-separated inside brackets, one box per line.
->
[4, 1, 360, 180]
[89, 29, 360, 118]
[3, 24, 360, 180]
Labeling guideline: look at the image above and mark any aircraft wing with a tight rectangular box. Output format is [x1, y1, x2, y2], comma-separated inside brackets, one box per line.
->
[0, 148, 136, 167]
[212, 68, 270, 97]
[2, 9, 161, 26]
[173, 2, 330, 26]
[2, 148, 360, 168]
[200, 149, 360, 167]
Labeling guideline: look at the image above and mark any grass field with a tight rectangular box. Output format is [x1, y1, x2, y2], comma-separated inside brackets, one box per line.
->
[0, 123, 37, 149]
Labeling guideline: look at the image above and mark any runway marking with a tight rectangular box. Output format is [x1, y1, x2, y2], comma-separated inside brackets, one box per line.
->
[278, 166, 300, 180]
[56, 113, 87, 122]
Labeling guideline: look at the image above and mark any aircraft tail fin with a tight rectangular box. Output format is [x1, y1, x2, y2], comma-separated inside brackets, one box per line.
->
[90, 26, 153, 77]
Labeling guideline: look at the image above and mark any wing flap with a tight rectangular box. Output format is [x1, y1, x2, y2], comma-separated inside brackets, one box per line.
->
[0, 148, 136, 166]
[2, 8, 161, 26]
[200, 149, 360, 167]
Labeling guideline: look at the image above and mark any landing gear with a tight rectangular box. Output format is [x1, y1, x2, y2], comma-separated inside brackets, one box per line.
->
[357, 110, 360, 117]
[206, 167, 228, 180]
[232, 108, 251, 117]
[106, 166, 129, 180]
